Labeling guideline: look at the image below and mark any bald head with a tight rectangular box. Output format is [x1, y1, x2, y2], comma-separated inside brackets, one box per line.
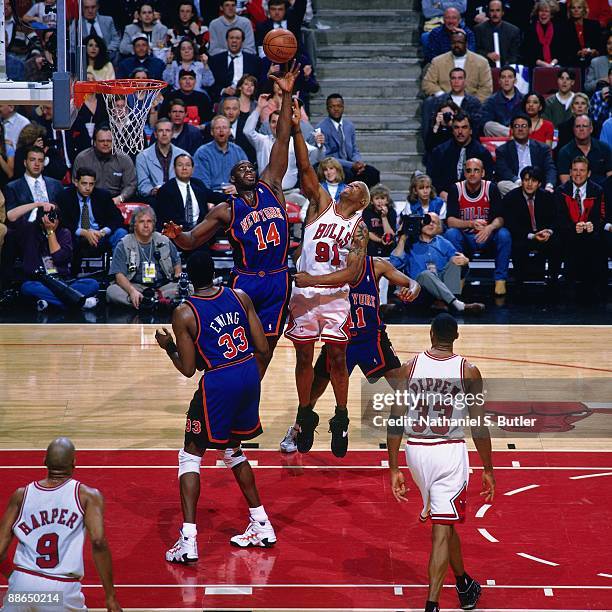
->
[443, 7, 461, 29]
[45, 437, 76, 473]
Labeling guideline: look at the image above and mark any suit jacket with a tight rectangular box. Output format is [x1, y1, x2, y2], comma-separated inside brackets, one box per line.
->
[495, 139, 557, 187]
[316, 116, 361, 172]
[5, 176, 64, 213]
[564, 18, 603, 68]
[153, 177, 227, 230]
[71, 14, 120, 53]
[503, 186, 558, 240]
[135, 144, 188, 197]
[585, 55, 612, 95]
[474, 20, 522, 66]
[208, 52, 261, 100]
[57, 186, 124, 236]
[556, 180, 605, 232]
[422, 50, 493, 102]
[427, 138, 495, 193]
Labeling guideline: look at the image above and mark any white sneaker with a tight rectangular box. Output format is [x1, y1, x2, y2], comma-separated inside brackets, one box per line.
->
[83, 296, 98, 309]
[279, 427, 297, 453]
[166, 530, 198, 563]
[36, 299, 48, 311]
[230, 519, 276, 548]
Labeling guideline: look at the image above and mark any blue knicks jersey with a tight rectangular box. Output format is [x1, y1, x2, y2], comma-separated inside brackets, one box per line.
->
[187, 288, 254, 371]
[349, 257, 383, 338]
[228, 181, 289, 271]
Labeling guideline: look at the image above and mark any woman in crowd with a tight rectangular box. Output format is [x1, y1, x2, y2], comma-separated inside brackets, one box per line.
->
[317, 157, 347, 201]
[565, 0, 602, 68]
[404, 173, 446, 218]
[522, 92, 555, 147]
[556, 92, 590, 151]
[237, 74, 258, 116]
[85, 34, 115, 81]
[119, 2, 169, 56]
[522, 0, 568, 67]
[163, 37, 214, 92]
[425, 99, 460, 156]
[166, 1, 207, 50]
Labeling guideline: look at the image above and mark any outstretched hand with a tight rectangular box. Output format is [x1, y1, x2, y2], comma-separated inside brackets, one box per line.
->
[163, 221, 183, 240]
[269, 60, 301, 94]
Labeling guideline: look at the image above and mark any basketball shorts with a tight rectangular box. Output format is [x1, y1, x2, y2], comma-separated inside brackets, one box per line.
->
[405, 439, 469, 525]
[2, 569, 85, 611]
[231, 268, 291, 336]
[185, 357, 262, 450]
[284, 290, 351, 344]
[314, 330, 401, 381]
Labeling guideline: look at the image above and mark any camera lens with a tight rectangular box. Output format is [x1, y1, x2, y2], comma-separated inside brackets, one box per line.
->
[443, 111, 453, 123]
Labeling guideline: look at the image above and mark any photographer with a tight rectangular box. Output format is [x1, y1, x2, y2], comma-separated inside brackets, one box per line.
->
[425, 100, 461, 156]
[13, 205, 99, 310]
[106, 206, 187, 309]
[390, 212, 485, 314]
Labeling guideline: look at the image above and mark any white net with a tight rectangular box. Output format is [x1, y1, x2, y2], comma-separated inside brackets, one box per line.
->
[101, 87, 163, 156]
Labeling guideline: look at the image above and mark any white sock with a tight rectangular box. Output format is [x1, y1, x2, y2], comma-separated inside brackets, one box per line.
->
[182, 522, 197, 537]
[249, 505, 268, 523]
[452, 299, 465, 311]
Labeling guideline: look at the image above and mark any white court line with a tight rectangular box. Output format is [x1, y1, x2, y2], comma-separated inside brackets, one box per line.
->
[204, 587, 252, 595]
[1, 447, 612, 452]
[478, 528, 499, 543]
[215, 460, 258, 467]
[476, 504, 492, 518]
[570, 472, 612, 480]
[544, 588, 554, 596]
[380, 460, 389, 467]
[598, 573, 612, 578]
[393, 586, 403, 595]
[486, 579, 496, 586]
[505, 485, 540, 496]
[512, 461, 521, 468]
[516, 553, 559, 567]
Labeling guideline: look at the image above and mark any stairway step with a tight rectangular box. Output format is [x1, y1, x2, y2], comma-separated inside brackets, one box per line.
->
[317, 59, 422, 79]
[360, 153, 421, 173]
[316, 9, 418, 24]
[380, 171, 424, 191]
[355, 131, 421, 153]
[317, 43, 416, 60]
[310, 97, 420, 118]
[315, 28, 417, 46]
[316, 0, 416, 9]
[309, 115, 421, 131]
[316, 78, 417, 97]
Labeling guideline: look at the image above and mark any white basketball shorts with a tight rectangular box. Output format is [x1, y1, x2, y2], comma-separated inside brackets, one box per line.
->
[405, 439, 469, 524]
[284, 290, 351, 344]
[2, 569, 86, 612]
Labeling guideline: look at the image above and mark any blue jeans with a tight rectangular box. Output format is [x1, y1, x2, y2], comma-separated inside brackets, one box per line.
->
[444, 227, 512, 281]
[21, 278, 99, 308]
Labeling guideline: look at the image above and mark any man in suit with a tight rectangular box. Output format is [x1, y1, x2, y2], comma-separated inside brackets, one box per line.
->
[495, 112, 557, 195]
[255, 0, 306, 57]
[57, 166, 127, 271]
[555, 156, 607, 297]
[427, 112, 494, 199]
[474, 0, 521, 67]
[5, 147, 64, 222]
[503, 165, 560, 284]
[135, 120, 188, 202]
[315, 93, 380, 187]
[154, 153, 227, 232]
[208, 28, 261, 100]
[422, 30, 493, 103]
[72, 0, 120, 60]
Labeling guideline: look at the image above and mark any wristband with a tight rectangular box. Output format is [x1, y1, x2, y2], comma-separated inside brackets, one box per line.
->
[165, 340, 177, 357]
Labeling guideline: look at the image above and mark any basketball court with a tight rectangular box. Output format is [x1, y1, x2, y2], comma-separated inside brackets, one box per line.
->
[0, 324, 611, 611]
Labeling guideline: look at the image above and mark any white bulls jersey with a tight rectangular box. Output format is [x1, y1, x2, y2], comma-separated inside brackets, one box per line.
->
[296, 198, 363, 297]
[12, 479, 85, 579]
[404, 351, 468, 440]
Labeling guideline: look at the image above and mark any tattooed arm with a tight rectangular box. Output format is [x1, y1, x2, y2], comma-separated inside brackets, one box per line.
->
[294, 220, 369, 287]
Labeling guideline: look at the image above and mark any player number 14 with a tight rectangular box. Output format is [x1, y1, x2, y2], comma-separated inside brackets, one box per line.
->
[254, 222, 280, 251]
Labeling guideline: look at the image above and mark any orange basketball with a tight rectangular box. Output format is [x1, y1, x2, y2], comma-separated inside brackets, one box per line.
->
[263, 28, 298, 64]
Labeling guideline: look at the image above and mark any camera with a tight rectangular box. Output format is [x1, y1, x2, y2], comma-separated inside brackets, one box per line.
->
[442, 111, 453, 123]
[140, 287, 158, 310]
[401, 214, 432, 242]
[174, 272, 190, 305]
[46, 209, 57, 223]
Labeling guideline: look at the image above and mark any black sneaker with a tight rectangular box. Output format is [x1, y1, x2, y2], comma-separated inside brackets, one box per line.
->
[328, 411, 349, 458]
[457, 579, 481, 610]
[296, 408, 319, 453]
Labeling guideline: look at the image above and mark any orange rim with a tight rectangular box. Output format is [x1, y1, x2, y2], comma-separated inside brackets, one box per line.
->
[73, 79, 167, 107]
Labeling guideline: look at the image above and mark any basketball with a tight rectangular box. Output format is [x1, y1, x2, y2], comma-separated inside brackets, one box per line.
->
[263, 28, 298, 64]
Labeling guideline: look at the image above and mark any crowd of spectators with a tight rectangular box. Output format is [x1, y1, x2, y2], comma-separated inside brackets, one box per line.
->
[0, 0, 610, 314]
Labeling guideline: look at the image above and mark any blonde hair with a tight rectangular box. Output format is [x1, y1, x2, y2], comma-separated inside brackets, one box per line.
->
[531, 0, 559, 18]
[369, 183, 393, 209]
[316, 156, 345, 183]
[568, 0, 589, 18]
[408, 173, 437, 203]
[572, 92, 590, 112]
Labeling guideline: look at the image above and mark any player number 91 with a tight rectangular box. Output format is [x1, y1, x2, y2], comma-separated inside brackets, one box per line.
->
[7, 592, 63, 605]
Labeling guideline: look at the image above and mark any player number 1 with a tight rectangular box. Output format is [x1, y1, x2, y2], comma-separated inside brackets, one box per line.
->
[254, 222, 281, 251]
[314, 242, 341, 266]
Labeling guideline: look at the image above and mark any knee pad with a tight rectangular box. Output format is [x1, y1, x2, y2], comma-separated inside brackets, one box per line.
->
[178, 448, 201, 477]
[219, 447, 247, 470]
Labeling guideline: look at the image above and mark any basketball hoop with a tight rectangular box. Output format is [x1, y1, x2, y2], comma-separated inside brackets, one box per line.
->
[73, 79, 167, 156]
